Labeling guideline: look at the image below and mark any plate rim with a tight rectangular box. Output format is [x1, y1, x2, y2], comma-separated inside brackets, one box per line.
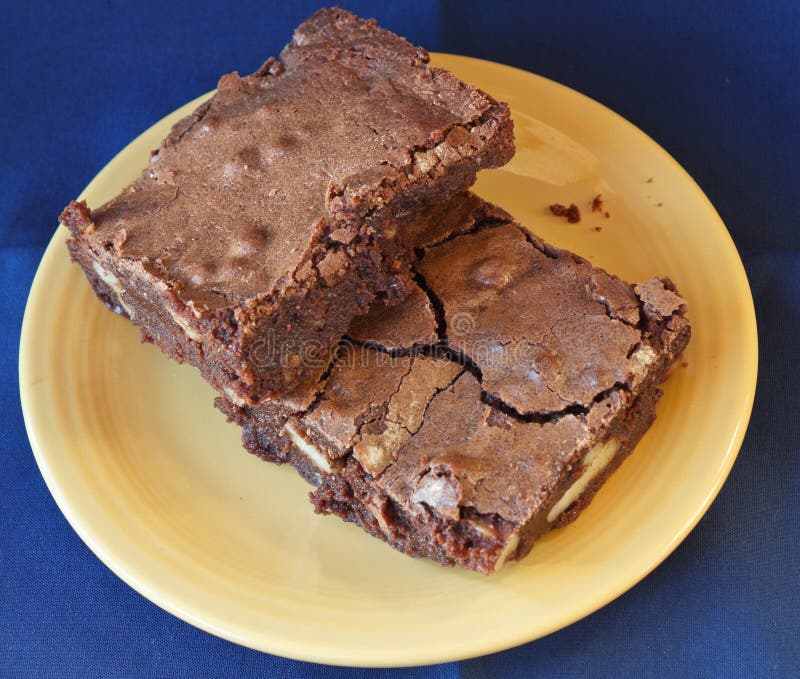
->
[19, 53, 758, 667]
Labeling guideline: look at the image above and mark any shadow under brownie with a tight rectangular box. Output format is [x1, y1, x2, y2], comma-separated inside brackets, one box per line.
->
[218, 195, 691, 574]
[62, 8, 513, 405]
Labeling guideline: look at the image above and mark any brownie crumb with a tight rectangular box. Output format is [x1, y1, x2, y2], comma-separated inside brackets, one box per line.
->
[594, 225, 603, 232]
[604, 211, 611, 219]
[549, 203, 581, 223]
[486, 408, 512, 429]
[681, 361, 689, 368]
[646, 177, 654, 183]
[657, 202, 663, 207]
[591, 194, 604, 213]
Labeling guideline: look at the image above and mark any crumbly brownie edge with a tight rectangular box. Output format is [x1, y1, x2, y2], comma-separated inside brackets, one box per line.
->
[65, 213, 393, 404]
[215, 393, 340, 488]
[326, 102, 514, 220]
[291, 8, 515, 220]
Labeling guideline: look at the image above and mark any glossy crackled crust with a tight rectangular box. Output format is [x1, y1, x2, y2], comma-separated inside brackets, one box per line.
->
[61, 8, 514, 403]
[218, 195, 691, 574]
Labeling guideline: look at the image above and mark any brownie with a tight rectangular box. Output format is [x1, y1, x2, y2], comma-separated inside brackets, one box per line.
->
[62, 8, 514, 405]
[217, 195, 691, 574]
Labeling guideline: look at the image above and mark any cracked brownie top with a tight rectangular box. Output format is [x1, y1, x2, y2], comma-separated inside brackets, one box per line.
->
[228, 194, 690, 526]
[63, 8, 512, 312]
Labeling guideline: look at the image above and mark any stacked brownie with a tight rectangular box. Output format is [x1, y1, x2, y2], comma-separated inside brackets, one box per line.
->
[62, 7, 513, 405]
[63, 9, 690, 574]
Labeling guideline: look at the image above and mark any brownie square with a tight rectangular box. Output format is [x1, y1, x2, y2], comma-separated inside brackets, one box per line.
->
[62, 8, 513, 404]
[218, 194, 691, 574]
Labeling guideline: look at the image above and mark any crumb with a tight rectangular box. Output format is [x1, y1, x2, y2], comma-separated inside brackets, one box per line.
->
[549, 203, 581, 223]
[681, 361, 689, 368]
[591, 194, 604, 212]
[657, 202, 663, 207]
[646, 177, 654, 183]
[486, 409, 512, 429]
[112, 228, 128, 250]
[594, 225, 602, 232]
[604, 211, 610, 219]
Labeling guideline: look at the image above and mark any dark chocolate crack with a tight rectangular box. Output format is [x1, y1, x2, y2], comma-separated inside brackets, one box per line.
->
[335, 211, 677, 428]
[293, 348, 338, 420]
[410, 269, 447, 341]
[415, 221, 653, 414]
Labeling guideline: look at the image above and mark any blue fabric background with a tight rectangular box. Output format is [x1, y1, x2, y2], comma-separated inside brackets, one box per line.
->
[2, 1, 798, 675]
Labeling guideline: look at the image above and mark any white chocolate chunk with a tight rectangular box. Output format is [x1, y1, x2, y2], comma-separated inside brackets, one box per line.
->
[167, 307, 202, 341]
[493, 531, 520, 571]
[465, 518, 497, 539]
[413, 149, 438, 175]
[411, 473, 460, 520]
[433, 141, 460, 163]
[354, 421, 409, 477]
[92, 260, 122, 292]
[367, 500, 393, 536]
[92, 261, 133, 317]
[222, 387, 246, 408]
[629, 344, 656, 373]
[283, 422, 332, 474]
[547, 438, 621, 524]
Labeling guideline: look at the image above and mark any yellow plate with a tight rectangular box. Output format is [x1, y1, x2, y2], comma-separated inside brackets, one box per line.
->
[20, 55, 757, 666]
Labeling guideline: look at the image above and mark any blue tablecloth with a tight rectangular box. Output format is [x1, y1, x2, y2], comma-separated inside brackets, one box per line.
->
[2, 1, 798, 675]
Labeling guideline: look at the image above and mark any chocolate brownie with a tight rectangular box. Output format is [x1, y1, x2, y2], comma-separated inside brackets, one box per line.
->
[62, 8, 514, 405]
[217, 195, 691, 574]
